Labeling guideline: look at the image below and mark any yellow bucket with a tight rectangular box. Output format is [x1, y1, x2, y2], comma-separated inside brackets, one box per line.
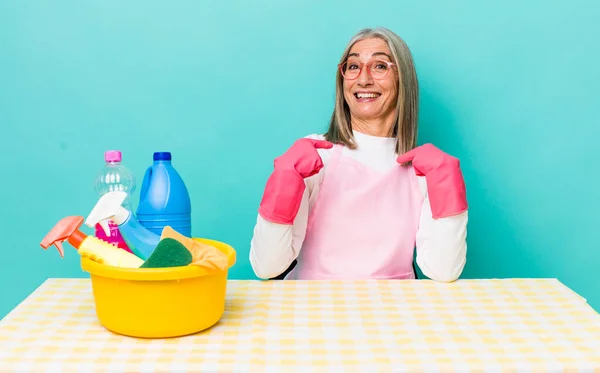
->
[80, 237, 236, 338]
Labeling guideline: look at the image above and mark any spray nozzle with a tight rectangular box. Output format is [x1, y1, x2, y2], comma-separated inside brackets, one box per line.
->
[85, 191, 129, 234]
[40, 216, 88, 258]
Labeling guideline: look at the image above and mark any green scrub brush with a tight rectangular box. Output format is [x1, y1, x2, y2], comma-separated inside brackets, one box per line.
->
[140, 238, 193, 268]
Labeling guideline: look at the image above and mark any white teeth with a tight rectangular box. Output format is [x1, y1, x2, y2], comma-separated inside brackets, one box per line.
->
[356, 93, 380, 99]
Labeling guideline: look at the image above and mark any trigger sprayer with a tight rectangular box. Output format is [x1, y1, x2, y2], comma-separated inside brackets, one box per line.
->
[40, 216, 143, 268]
[84, 191, 160, 260]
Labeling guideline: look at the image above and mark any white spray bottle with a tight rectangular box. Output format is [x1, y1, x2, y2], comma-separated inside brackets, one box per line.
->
[85, 191, 160, 260]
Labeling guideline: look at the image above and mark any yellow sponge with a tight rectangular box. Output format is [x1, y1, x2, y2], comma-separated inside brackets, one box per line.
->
[160, 226, 229, 271]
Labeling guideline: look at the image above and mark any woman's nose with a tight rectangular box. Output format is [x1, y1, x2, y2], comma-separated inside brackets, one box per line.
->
[357, 66, 373, 86]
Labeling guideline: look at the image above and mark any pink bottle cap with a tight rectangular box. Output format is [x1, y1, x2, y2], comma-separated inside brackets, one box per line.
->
[104, 150, 122, 162]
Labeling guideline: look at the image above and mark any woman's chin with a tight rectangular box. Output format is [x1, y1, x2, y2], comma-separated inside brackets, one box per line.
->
[352, 109, 384, 121]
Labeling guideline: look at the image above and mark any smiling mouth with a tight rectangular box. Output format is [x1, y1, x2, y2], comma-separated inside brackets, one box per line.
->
[354, 92, 381, 100]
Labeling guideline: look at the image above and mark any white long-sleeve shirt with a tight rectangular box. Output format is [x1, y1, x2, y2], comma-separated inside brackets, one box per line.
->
[250, 130, 468, 282]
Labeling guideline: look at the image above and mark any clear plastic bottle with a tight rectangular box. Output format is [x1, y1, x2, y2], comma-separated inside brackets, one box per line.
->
[94, 150, 136, 253]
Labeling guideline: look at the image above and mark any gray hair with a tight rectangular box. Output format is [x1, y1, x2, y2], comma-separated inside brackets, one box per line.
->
[324, 27, 419, 155]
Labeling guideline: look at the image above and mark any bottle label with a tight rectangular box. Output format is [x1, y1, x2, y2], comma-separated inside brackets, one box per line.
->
[94, 220, 133, 253]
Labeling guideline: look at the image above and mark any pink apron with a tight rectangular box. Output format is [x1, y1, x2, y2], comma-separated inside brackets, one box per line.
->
[286, 144, 424, 280]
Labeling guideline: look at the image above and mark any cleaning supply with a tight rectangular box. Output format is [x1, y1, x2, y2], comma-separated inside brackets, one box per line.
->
[396, 143, 468, 219]
[140, 238, 192, 268]
[258, 138, 333, 224]
[94, 150, 136, 253]
[40, 216, 144, 268]
[161, 226, 229, 271]
[80, 237, 237, 338]
[136, 152, 192, 236]
[85, 191, 160, 260]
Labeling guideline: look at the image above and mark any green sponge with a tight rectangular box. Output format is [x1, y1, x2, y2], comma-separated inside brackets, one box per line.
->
[141, 238, 193, 268]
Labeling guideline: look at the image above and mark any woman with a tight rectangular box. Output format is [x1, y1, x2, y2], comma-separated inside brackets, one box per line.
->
[249, 27, 468, 282]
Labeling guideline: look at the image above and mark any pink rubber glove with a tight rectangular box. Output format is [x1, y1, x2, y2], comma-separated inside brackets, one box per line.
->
[396, 143, 468, 219]
[259, 138, 333, 224]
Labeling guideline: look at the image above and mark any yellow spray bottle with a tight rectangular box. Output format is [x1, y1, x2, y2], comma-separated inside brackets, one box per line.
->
[40, 216, 144, 268]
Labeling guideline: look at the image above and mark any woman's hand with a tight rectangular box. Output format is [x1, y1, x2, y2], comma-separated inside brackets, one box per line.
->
[259, 138, 333, 224]
[396, 143, 468, 219]
[273, 138, 333, 178]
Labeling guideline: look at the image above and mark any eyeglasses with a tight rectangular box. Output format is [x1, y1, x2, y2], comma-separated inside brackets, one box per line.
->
[338, 60, 396, 80]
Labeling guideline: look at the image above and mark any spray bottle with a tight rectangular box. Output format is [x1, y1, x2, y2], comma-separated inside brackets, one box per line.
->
[85, 191, 160, 260]
[40, 216, 144, 268]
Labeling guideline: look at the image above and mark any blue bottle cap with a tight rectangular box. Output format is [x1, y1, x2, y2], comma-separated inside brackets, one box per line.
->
[153, 152, 172, 161]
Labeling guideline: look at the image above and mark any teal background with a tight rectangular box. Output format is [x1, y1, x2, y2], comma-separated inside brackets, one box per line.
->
[1, 0, 599, 319]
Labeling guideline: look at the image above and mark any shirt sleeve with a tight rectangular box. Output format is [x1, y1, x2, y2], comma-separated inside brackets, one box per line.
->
[249, 135, 328, 279]
[414, 177, 468, 282]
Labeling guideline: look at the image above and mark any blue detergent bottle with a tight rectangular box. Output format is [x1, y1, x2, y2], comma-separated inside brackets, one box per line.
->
[136, 152, 192, 237]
